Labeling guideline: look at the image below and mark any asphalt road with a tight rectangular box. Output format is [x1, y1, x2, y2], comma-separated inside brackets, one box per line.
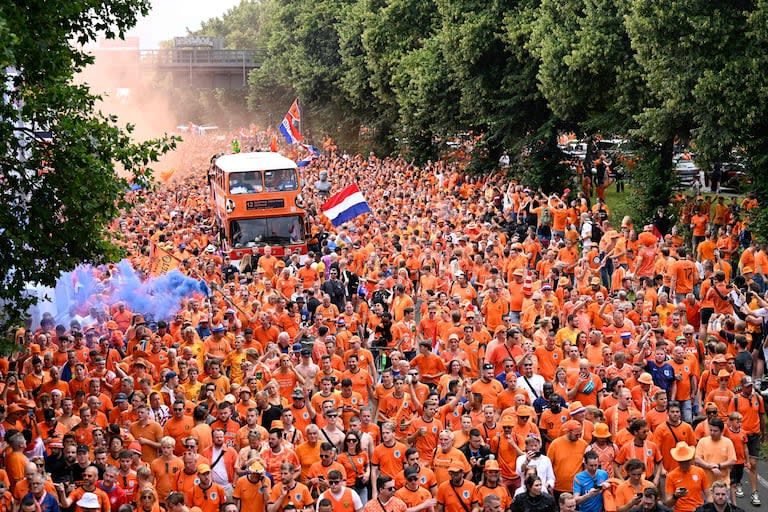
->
[733, 457, 766, 508]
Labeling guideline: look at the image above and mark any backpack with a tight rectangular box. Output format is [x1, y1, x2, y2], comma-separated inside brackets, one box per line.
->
[540, 207, 552, 226]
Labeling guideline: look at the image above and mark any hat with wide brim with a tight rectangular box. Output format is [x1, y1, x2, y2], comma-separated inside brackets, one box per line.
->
[76, 493, 101, 509]
[671, 441, 695, 462]
[499, 416, 516, 427]
[568, 401, 586, 416]
[593, 423, 611, 438]
[637, 373, 654, 385]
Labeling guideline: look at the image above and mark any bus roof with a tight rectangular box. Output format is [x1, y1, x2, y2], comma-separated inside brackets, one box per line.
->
[215, 152, 297, 173]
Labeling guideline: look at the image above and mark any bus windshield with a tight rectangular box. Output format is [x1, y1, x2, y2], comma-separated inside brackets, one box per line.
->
[263, 168, 298, 192]
[228, 168, 298, 194]
[229, 171, 263, 194]
[230, 216, 305, 247]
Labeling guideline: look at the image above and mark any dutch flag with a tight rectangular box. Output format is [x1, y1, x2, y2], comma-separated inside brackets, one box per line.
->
[321, 184, 372, 227]
[278, 99, 303, 144]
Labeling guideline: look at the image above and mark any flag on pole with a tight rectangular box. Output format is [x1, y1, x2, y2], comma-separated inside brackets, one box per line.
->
[297, 144, 320, 167]
[278, 98, 303, 144]
[148, 247, 180, 276]
[321, 184, 372, 226]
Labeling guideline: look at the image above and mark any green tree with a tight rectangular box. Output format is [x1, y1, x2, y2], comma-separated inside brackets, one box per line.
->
[426, 0, 558, 173]
[0, 1, 176, 337]
[390, 34, 460, 162]
[197, 0, 273, 49]
[248, 0, 361, 145]
[358, 0, 441, 156]
[623, 0, 763, 224]
[529, 0, 645, 135]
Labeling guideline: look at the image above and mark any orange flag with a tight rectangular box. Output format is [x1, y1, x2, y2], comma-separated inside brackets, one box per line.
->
[148, 247, 180, 276]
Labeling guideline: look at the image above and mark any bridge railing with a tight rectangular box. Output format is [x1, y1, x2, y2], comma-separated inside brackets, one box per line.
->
[138, 48, 265, 67]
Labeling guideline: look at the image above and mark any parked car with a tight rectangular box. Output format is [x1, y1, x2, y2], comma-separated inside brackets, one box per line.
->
[719, 161, 751, 192]
[674, 157, 700, 188]
[562, 140, 587, 161]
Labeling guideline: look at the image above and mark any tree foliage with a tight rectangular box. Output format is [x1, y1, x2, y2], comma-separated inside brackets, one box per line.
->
[0, 1, 176, 334]
[195, 0, 768, 230]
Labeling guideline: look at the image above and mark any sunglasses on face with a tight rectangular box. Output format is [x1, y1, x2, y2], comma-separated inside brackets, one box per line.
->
[407, 476, 419, 482]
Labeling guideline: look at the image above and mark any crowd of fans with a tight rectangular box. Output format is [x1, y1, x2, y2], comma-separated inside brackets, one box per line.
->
[0, 132, 766, 512]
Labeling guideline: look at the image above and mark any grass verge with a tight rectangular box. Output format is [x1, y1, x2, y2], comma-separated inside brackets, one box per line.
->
[603, 184, 635, 228]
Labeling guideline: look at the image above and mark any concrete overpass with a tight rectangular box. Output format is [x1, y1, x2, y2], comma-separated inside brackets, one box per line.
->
[85, 47, 265, 89]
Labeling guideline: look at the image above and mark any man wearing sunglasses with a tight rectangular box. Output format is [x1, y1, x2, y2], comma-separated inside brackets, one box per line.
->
[395, 466, 435, 511]
[315, 470, 363, 512]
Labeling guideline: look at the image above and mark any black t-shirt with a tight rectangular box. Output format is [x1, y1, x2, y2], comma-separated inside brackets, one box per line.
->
[735, 350, 753, 375]
[372, 289, 392, 312]
[306, 296, 321, 320]
[261, 404, 284, 431]
[374, 321, 393, 347]
[221, 263, 239, 282]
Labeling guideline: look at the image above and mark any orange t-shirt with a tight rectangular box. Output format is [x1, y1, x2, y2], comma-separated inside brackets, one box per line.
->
[410, 353, 446, 385]
[437, 480, 476, 512]
[665, 466, 709, 512]
[614, 480, 655, 510]
[432, 447, 471, 485]
[547, 436, 588, 493]
[615, 441, 662, 479]
[233, 473, 272, 512]
[728, 393, 765, 435]
[267, 482, 313, 512]
[724, 427, 748, 464]
[190, 483, 227, 512]
[371, 441, 406, 479]
[691, 214, 708, 237]
[150, 457, 184, 502]
[260, 447, 300, 484]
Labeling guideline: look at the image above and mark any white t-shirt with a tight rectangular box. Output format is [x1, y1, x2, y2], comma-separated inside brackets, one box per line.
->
[515, 453, 555, 492]
[210, 447, 229, 487]
[516, 374, 545, 403]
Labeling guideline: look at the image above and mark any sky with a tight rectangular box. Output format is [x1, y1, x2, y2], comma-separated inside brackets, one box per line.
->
[126, 0, 243, 49]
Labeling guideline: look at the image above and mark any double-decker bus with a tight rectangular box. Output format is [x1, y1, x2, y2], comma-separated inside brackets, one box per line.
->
[209, 152, 307, 259]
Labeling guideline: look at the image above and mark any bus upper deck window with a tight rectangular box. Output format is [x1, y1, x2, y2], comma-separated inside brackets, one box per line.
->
[264, 169, 297, 192]
[230, 171, 263, 194]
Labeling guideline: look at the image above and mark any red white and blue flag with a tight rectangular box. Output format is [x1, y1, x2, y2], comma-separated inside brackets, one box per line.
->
[297, 144, 320, 167]
[279, 99, 303, 144]
[321, 184, 372, 226]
